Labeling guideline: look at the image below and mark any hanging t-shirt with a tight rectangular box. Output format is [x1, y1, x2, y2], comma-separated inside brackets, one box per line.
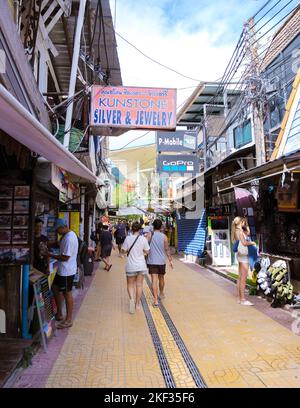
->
[58, 231, 78, 277]
[122, 235, 150, 273]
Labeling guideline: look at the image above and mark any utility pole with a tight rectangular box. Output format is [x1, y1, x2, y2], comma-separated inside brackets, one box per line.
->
[64, 0, 87, 150]
[245, 18, 266, 166]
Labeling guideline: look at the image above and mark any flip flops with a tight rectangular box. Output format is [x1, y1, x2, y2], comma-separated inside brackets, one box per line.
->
[56, 321, 73, 329]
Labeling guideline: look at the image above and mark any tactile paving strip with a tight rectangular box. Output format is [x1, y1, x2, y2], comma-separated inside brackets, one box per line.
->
[141, 293, 176, 388]
[145, 275, 207, 388]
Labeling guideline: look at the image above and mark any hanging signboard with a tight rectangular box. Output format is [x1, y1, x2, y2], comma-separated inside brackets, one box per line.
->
[90, 86, 177, 130]
[157, 154, 199, 175]
[156, 130, 197, 152]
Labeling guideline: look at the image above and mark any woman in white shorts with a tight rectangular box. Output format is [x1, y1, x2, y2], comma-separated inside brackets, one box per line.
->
[232, 217, 257, 306]
[122, 221, 150, 314]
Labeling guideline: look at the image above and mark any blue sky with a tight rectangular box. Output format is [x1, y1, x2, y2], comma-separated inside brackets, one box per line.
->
[108, 0, 294, 150]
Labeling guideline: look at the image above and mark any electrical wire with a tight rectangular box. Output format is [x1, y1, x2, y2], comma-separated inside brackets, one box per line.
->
[253, 0, 283, 28]
[251, 2, 299, 47]
[252, 0, 275, 18]
[103, 21, 203, 83]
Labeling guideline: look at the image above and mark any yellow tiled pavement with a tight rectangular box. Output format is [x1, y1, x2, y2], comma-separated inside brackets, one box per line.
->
[46, 254, 165, 388]
[142, 281, 196, 388]
[162, 260, 300, 388]
[45, 253, 300, 388]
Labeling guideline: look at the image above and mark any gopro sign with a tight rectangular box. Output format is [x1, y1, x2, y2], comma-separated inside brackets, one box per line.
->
[157, 155, 199, 174]
[156, 130, 197, 152]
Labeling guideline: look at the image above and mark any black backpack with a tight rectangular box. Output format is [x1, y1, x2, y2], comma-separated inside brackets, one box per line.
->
[77, 237, 88, 265]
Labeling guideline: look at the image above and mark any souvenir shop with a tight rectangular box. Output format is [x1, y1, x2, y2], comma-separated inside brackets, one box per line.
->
[228, 152, 300, 307]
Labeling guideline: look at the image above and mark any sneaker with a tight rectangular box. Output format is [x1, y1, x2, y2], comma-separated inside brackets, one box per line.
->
[129, 299, 135, 314]
[240, 300, 254, 306]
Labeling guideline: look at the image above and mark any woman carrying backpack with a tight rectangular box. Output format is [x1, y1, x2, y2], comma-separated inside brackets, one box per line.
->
[121, 222, 150, 314]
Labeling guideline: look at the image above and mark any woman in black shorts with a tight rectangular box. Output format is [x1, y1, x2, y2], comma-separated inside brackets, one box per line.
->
[99, 224, 115, 270]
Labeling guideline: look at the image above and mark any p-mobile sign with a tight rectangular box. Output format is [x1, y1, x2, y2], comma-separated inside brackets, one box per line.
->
[157, 155, 199, 175]
[156, 130, 197, 152]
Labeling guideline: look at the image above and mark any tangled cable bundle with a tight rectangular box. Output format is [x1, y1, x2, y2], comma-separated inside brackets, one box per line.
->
[255, 258, 295, 307]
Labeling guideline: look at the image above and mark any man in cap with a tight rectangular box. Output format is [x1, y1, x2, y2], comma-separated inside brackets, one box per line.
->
[46, 219, 78, 329]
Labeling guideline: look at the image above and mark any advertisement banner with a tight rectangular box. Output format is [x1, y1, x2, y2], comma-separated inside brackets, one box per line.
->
[157, 154, 199, 175]
[156, 130, 197, 152]
[90, 86, 177, 130]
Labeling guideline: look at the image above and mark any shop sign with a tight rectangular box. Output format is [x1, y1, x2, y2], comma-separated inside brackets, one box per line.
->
[157, 155, 199, 175]
[90, 86, 177, 130]
[156, 130, 197, 152]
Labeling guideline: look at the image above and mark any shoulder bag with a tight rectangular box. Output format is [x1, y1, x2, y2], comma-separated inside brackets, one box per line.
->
[127, 235, 139, 257]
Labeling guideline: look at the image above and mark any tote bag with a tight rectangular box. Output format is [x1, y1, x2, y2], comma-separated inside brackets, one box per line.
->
[237, 241, 248, 256]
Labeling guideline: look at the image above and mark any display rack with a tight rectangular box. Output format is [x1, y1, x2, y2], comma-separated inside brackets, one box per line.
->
[259, 252, 292, 281]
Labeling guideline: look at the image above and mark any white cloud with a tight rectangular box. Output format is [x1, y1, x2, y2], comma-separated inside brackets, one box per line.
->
[108, 0, 266, 150]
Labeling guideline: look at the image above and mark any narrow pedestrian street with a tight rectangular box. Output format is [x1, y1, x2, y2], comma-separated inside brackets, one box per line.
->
[14, 252, 300, 389]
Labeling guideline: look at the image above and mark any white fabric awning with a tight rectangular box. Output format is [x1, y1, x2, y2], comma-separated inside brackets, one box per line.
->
[0, 85, 101, 184]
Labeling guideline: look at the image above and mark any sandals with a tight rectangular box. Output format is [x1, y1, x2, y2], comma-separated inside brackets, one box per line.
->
[107, 264, 112, 271]
[152, 302, 159, 308]
[55, 314, 64, 322]
[56, 321, 73, 329]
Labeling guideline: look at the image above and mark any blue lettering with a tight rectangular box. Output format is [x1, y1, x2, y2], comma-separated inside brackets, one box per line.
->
[94, 109, 98, 124]
[152, 112, 157, 126]
[168, 112, 173, 125]
[145, 111, 152, 125]
[162, 112, 167, 126]
[117, 110, 121, 124]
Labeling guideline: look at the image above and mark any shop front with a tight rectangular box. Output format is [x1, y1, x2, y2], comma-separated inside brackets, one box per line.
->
[217, 151, 300, 305]
[0, 85, 101, 386]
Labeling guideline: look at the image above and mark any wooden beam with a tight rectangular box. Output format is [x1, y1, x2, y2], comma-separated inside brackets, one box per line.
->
[61, 15, 72, 64]
[43, 0, 57, 22]
[39, 17, 58, 57]
[46, 8, 63, 34]
[86, 1, 94, 84]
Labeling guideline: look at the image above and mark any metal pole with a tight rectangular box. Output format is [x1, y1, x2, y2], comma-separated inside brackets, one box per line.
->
[64, 0, 87, 149]
[80, 186, 86, 240]
[22, 264, 32, 339]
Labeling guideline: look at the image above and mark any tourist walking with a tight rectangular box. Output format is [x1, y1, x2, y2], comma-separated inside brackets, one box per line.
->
[99, 223, 114, 271]
[121, 221, 150, 314]
[231, 216, 257, 306]
[114, 219, 127, 257]
[94, 220, 103, 261]
[147, 219, 173, 307]
[46, 219, 78, 329]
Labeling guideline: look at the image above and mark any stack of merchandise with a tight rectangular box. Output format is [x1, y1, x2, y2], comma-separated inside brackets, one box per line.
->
[254, 258, 294, 308]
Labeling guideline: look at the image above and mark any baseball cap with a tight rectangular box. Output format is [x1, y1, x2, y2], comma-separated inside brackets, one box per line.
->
[54, 218, 67, 230]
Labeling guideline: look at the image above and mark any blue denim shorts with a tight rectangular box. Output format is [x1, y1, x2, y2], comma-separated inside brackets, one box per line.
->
[126, 270, 147, 277]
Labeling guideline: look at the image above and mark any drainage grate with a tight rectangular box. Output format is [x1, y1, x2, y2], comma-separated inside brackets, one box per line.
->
[141, 293, 176, 388]
[145, 275, 207, 388]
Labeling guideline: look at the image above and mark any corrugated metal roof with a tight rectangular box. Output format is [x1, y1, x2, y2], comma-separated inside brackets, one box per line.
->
[176, 83, 241, 125]
[261, 5, 300, 71]
[49, 0, 122, 92]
